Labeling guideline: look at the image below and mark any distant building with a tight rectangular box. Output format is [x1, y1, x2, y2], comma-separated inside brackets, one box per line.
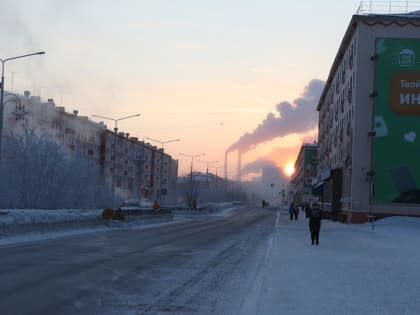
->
[176, 171, 243, 204]
[291, 143, 318, 206]
[316, 8, 420, 222]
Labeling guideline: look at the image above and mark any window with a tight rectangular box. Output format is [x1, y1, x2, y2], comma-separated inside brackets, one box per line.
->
[335, 77, 340, 94]
[348, 43, 354, 70]
[348, 77, 353, 103]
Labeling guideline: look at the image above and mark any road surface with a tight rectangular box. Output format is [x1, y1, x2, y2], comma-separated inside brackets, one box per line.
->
[0, 204, 277, 315]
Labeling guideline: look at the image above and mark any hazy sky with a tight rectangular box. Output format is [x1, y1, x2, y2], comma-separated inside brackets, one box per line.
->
[1, 0, 364, 177]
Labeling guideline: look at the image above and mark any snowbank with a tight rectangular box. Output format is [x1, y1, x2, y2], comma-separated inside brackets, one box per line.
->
[0, 209, 102, 227]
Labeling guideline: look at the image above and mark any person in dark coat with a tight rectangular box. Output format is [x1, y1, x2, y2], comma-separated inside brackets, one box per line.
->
[293, 205, 299, 220]
[309, 203, 322, 245]
[304, 202, 310, 218]
[289, 202, 295, 220]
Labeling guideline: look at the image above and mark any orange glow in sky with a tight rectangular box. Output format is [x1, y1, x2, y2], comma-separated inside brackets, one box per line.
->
[2, 1, 361, 179]
[284, 163, 295, 177]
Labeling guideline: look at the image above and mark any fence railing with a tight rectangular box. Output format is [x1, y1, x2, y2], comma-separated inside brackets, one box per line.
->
[356, 1, 420, 15]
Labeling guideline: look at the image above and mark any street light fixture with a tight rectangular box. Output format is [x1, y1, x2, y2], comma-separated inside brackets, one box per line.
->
[180, 153, 206, 180]
[145, 137, 181, 206]
[91, 113, 141, 207]
[0, 51, 45, 159]
[179, 153, 205, 208]
[197, 159, 219, 186]
[210, 164, 225, 189]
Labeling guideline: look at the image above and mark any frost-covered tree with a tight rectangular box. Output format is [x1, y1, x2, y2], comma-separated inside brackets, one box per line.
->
[0, 123, 111, 209]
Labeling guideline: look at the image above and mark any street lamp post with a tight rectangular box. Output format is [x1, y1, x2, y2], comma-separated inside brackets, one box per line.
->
[0, 51, 45, 159]
[180, 153, 205, 208]
[92, 114, 141, 207]
[197, 159, 219, 187]
[145, 137, 180, 206]
[210, 164, 225, 189]
[11, 72, 18, 92]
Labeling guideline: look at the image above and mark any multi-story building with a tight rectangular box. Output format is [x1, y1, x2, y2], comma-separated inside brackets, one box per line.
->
[2, 91, 178, 205]
[291, 143, 318, 206]
[147, 146, 179, 203]
[316, 6, 420, 222]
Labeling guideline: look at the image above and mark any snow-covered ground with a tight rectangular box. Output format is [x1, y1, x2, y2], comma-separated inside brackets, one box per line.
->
[0, 208, 103, 226]
[0, 208, 177, 247]
[0, 202, 241, 247]
[245, 211, 420, 315]
[1, 206, 419, 314]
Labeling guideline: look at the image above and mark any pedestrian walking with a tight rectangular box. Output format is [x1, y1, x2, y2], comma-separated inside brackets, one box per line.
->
[294, 205, 299, 220]
[309, 202, 322, 245]
[289, 202, 295, 220]
[304, 202, 310, 218]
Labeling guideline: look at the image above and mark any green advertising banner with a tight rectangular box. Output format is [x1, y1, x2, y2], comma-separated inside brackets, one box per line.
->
[374, 38, 420, 203]
[304, 148, 317, 188]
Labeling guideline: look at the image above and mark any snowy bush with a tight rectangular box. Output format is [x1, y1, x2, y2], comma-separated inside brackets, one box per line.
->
[0, 123, 111, 209]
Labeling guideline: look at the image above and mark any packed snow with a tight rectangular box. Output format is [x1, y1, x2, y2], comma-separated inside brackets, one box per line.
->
[0, 203, 240, 247]
[0, 208, 177, 247]
[1, 205, 419, 314]
[243, 211, 420, 315]
[0, 208, 103, 226]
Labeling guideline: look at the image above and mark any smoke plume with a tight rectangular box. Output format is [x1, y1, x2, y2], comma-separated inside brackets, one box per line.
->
[226, 79, 324, 153]
[240, 158, 288, 183]
[240, 159, 277, 176]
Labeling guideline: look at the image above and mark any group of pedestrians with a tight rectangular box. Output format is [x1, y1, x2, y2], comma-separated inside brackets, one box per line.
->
[261, 200, 269, 208]
[288, 201, 322, 246]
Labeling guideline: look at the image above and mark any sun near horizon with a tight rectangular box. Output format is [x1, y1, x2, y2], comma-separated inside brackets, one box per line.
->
[284, 163, 295, 177]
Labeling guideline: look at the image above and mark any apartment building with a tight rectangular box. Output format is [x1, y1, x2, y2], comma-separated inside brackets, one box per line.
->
[316, 8, 420, 222]
[3, 91, 178, 205]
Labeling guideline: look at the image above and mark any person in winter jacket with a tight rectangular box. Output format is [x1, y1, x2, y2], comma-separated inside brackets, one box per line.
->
[293, 205, 299, 220]
[153, 200, 160, 209]
[304, 202, 310, 218]
[309, 203, 322, 245]
[289, 202, 295, 220]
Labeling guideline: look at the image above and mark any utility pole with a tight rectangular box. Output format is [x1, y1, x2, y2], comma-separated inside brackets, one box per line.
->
[180, 153, 205, 208]
[0, 51, 45, 159]
[145, 137, 180, 206]
[92, 113, 141, 207]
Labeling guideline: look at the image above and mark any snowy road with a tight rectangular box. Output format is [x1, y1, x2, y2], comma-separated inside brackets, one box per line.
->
[0, 205, 276, 315]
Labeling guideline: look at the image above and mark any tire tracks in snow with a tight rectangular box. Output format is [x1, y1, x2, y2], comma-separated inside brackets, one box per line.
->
[237, 210, 278, 315]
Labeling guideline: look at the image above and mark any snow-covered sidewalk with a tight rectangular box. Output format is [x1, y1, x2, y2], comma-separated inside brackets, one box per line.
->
[250, 210, 420, 315]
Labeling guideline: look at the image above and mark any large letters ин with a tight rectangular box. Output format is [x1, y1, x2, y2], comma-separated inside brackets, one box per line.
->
[390, 71, 420, 115]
